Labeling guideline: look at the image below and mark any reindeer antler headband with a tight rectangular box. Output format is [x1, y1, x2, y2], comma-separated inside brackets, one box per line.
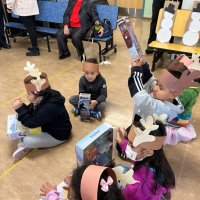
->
[24, 61, 50, 93]
[128, 115, 167, 150]
[158, 55, 200, 93]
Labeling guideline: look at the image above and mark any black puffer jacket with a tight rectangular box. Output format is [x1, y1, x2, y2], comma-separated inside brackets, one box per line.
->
[16, 89, 72, 141]
[63, 0, 100, 30]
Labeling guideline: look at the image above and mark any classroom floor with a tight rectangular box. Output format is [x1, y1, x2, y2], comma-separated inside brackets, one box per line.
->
[0, 18, 199, 200]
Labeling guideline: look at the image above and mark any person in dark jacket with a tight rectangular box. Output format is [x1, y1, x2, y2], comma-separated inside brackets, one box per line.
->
[69, 58, 107, 117]
[56, 0, 104, 61]
[0, 1, 11, 49]
[11, 64, 72, 161]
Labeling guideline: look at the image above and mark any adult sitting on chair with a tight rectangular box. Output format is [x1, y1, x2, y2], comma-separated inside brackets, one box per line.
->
[57, 0, 104, 61]
[0, 0, 11, 49]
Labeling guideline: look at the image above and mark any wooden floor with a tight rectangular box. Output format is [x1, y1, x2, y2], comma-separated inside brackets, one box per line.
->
[0, 18, 199, 199]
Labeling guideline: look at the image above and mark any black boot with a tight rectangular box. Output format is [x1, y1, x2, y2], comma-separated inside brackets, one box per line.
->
[0, 41, 11, 49]
[26, 47, 40, 56]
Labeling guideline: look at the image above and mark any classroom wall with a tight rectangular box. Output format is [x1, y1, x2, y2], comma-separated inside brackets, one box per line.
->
[117, 0, 143, 9]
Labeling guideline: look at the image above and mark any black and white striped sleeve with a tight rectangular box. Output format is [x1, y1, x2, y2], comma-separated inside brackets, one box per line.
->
[128, 66, 144, 97]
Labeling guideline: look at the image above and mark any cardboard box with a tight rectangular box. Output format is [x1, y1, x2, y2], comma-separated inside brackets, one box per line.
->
[7, 114, 41, 140]
[75, 123, 115, 166]
[118, 17, 143, 59]
[79, 93, 91, 121]
[7, 114, 29, 140]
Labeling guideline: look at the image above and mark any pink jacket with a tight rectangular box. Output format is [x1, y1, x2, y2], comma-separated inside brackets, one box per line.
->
[6, 0, 39, 16]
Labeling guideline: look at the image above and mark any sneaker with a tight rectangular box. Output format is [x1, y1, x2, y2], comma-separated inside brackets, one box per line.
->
[91, 110, 102, 120]
[74, 107, 80, 116]
[26, 47, 40, 56]
[80, 54, 86, 62]
[59, 51, 71, 60]
[12, 146, 31, 161]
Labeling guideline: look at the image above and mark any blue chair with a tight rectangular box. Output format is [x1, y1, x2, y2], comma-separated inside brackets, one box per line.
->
[4, 1, 68, 52]
[85, 5, 118, 62]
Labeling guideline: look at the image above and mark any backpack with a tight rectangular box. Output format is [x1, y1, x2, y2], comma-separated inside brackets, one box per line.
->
[93, 19, 113, 38]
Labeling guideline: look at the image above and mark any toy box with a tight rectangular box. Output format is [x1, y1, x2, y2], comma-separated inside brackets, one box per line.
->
[118, 17, 143, 59]
[7, 114, 41, 140]
[79, 93, 91, 121]
[75, 123, 115, 167]
[7, 114, 29, 140]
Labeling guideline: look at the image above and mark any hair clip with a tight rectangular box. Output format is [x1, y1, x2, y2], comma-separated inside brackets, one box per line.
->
[100, 176, 113, 192]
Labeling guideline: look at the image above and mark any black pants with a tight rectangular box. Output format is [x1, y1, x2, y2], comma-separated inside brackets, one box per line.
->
[147, 0, 182, 45]
[0, 2, 5, 43]
[57, 27, 89, 57]
[20, 15, 38, 47]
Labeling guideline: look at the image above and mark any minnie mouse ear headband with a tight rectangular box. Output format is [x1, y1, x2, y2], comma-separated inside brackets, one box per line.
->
[128, 114, 167, 150]
[23, 61, 50, 94]
[158, 54, 200, 93]
[80, 165, 117, 200]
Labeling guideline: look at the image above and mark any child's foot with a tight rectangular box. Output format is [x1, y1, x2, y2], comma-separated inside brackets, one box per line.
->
[74, 107, 80, 116]
[90, 110, 102, 120]
[12, 146, 31, 161]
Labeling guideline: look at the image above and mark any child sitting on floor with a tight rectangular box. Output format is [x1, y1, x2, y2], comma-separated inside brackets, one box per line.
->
[165, 86, 200, 144]
[40, 164, 125, 200]
[69, 58, 107, 119]
[11, 62, 72, 161]
[117, 115, 175, 200]
[128, 54, 200, 144]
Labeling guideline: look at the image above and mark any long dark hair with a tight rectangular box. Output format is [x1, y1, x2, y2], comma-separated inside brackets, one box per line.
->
[134, 120, 175, 190]
[70, 164, 125, 200]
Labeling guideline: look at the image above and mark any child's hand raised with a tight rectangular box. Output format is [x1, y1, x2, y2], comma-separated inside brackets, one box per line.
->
[40, 182, 56, 196]
[116, 127, 127, 144]
[131, 58, 144, 67]
[11, 98, 23, 110]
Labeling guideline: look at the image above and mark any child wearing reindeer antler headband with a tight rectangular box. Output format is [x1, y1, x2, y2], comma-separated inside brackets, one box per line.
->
[40, 164, 125, 200]
[11, 62, 72, 161]
[116, 114, 175, 200]
[127, 54, 200, 144]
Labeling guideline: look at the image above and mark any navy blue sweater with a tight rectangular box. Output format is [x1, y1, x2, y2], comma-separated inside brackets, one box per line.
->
[16, 89, 72, 141]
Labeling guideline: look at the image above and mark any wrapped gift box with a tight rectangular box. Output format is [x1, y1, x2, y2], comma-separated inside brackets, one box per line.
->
[79, 93, 91, 121]
[75, 123, 115, 166]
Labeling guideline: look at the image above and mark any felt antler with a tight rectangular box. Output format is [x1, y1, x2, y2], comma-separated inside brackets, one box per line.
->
[153, 113, 168, 124]
[140, 116, 159, 132]
[174, 69, 200, 90]
[24, 61, 36, 74]
[113, 166, 138, 188]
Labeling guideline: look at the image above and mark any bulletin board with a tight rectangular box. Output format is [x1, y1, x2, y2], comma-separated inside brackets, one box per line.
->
[117, 0, 143, 9]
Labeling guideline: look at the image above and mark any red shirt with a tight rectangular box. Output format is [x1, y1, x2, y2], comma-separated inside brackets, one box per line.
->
[70, 0, 83, 27]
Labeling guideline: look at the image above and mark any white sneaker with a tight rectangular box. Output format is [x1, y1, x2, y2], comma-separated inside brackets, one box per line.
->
[12, 146, 31, 161]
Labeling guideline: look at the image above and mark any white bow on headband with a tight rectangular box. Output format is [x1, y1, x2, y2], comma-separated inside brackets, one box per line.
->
[100, 176, 113, 192]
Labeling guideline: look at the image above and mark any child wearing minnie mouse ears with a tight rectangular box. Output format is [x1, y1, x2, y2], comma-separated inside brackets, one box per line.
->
[40, 164, 125, 200]
[116, 114, 175, 200]
[11, 61, 72, 161]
